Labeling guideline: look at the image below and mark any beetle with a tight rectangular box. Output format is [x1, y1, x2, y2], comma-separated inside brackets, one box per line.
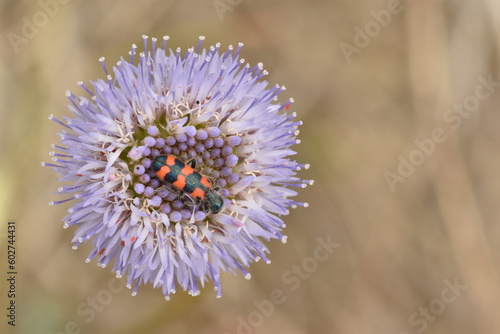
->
[151, 155, 224, 214]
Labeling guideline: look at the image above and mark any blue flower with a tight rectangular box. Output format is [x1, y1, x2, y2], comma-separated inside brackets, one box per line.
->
[43, 36, 312, 299]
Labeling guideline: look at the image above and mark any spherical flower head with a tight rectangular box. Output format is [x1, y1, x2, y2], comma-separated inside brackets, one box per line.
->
[44, 36, 312, 299]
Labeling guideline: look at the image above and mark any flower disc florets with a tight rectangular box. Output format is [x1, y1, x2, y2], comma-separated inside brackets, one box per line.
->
[44, 36, 312, 299]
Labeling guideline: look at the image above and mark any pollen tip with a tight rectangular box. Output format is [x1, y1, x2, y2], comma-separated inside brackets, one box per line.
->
[304, 202, 309, 207]
[199, 35, 205, 40]
[244, 273, 252, 280]
[48, 201, 54, 206]
[99, 56, 105, 62]
[72, 245, 78, 250]
[85, 259, 90, 263]
[281, 236, 288, 243]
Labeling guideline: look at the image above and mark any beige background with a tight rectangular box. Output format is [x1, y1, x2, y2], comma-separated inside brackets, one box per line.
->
[2, 0, 500, 333]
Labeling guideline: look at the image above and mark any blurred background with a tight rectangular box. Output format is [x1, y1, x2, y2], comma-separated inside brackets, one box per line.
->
[2, 0, 500, 333]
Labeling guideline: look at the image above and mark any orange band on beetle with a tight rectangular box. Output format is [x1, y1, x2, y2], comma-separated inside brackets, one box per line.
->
[156, 165, 170, 180]
[166, 155, 177, 166]
[200, 176, 211, 188]
[190, 187, 206, 200]
[181, 165, 194, 176]
[173, 174, 186, 189]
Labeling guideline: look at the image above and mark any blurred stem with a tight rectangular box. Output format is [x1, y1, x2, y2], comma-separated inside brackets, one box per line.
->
[406, 1, 500, 332]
